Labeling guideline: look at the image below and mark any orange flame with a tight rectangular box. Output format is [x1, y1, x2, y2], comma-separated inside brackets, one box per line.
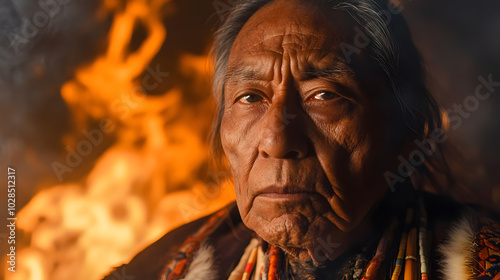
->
[8, 1, 235, 279]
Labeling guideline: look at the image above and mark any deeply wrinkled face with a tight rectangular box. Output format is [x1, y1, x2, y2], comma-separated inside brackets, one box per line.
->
[220, 0, 401, 263]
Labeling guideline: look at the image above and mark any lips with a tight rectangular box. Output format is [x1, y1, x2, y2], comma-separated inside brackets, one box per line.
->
[256, 185, 316, 200]
[258, 185, 309, 194]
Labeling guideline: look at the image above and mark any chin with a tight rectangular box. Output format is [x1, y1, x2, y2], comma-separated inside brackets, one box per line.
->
[246, 211, 345, 265]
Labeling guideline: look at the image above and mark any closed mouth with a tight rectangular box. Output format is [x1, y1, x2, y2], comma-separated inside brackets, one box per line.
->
[256, 185, 316, 199]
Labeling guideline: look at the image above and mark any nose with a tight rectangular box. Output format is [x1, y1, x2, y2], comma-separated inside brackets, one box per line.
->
[258, 101, 309, 159]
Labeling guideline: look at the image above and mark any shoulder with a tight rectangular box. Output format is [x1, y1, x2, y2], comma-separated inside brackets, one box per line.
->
[101, 201, 252, 280]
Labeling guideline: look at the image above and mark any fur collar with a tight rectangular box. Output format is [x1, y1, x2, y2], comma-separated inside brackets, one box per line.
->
[182, 243, 218, 280]
[438, 214, 478, 280]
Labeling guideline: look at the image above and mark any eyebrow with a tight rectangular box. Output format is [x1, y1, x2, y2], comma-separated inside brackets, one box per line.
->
[224, 60, 355, 84]
[225, 67, 269, 83]
[301, 61, 355, 81]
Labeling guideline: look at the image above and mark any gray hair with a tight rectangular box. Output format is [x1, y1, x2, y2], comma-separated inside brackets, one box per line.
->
[210, 0, 453, 191]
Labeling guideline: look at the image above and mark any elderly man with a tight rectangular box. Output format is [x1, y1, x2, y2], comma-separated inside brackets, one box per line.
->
[103, 0, 500, 279]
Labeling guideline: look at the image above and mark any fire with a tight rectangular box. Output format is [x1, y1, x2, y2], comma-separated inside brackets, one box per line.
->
[7, 1, 235, 279]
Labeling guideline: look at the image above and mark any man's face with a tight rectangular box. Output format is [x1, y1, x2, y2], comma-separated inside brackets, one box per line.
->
[220, 0, 400, 263]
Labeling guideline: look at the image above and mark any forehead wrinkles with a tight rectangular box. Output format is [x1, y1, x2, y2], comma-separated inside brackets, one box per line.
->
[228, 31, 343, 82]
[231, 31, 339, 73]
[226, 3, 357, 84]
[230, 18, 346, 65]
[247, 32, 328, 55]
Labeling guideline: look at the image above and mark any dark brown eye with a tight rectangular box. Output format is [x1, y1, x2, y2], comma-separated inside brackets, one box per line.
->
[238, 94, 264, 104]
[313, 91, 338, 101]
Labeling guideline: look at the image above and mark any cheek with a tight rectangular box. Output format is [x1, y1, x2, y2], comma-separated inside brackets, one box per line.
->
[220, 101, 266, 165]
[220, 114, 238, 162]
[314, 109, 392, 221]
[220, 108, 250, 166]
[353, 111, 395, 174]
[220, 115, 243, 184]
[329, 107, 390, 171]
[220, 111, 258, 212]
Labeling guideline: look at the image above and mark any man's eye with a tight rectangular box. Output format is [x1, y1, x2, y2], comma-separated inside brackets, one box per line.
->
[238, 94, 264, 104]
[313, 91, 338, 101]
